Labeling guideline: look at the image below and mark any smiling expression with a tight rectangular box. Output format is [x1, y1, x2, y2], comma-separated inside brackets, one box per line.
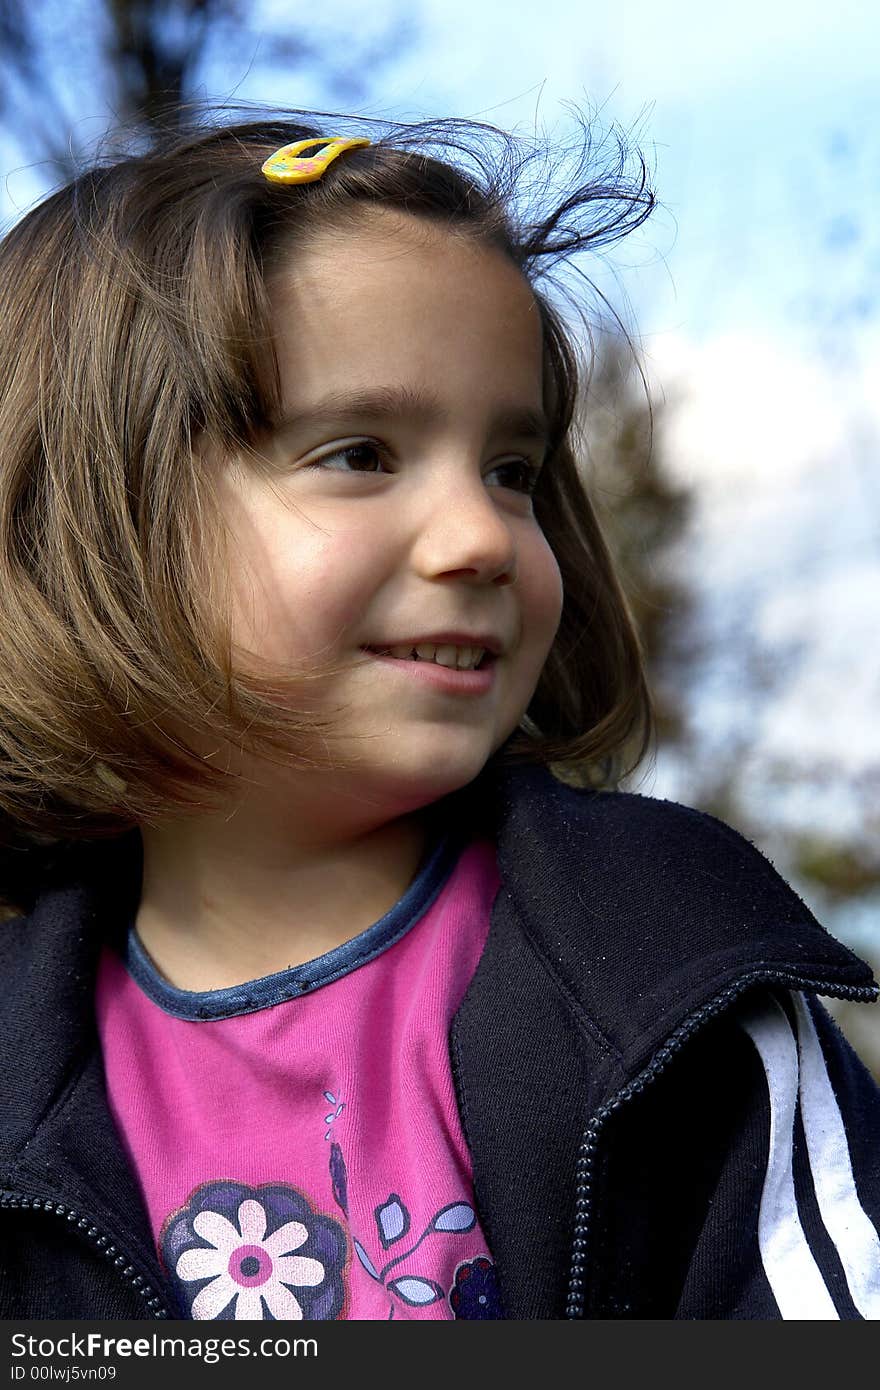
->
[216, 209, 564, 813]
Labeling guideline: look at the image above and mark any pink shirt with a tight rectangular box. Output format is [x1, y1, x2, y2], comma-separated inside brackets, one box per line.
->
[95, 834, 502, 1321]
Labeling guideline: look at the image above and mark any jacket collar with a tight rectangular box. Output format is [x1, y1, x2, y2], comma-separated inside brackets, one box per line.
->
[468, 762, 875, 1080]
[1, 762, 874, 1167]
[447, 761, 876, 1316]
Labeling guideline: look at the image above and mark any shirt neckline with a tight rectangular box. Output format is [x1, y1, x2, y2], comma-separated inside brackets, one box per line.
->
[121, 829, 462, 1022]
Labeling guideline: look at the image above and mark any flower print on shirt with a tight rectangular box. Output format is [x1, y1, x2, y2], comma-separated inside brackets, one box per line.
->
[327, 1141, 501, 1318]
[329, 1142, 348, 1216]
[161, 1180, 348, 1320]
[449, 1256, 504, 1318]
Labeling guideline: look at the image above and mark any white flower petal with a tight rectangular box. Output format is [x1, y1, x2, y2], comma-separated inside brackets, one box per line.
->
[191, 1273, 238, 1320]
[175, 1246, 227, 1283]
[263, 1220, 308, 1258]
[236, 1199, 267, 1244]
[233, 1288, 265, 1321]
[261, 1280, 304, 1321]
[275, 1254, 325, 1288]
[192, 1209, 241, 1254]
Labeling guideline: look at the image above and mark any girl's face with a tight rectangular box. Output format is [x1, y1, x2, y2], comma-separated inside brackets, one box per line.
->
[218, 209, 563, 813]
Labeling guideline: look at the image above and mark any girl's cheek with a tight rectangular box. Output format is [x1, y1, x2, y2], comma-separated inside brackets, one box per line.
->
[276, 527, 389, 654]
[526, 533, 565, 652]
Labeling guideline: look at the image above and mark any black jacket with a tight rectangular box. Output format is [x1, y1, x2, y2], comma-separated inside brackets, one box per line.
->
[1, 764, 879, 1320]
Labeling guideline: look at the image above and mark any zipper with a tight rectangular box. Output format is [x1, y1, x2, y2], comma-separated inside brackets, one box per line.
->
[564, 970, 879, 1319]
[0, 1191, 173, 1318]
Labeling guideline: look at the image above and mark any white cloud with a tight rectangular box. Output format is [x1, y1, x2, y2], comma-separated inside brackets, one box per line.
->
[644, 325, 880, 848]
[387, 0, 880, 113]
[646, 329, 862, 494]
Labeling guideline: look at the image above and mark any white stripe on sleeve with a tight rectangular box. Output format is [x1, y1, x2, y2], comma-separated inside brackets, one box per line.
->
[739, 994, 839, 1319]
[791, 991, 880, 1318]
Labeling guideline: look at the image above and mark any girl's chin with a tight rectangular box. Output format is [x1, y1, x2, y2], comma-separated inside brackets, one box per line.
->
[346, 743, 500, 809]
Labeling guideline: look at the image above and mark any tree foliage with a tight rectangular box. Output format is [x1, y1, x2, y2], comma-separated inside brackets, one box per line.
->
[0, 0, 414, 181]
[579, 338, 692, 751]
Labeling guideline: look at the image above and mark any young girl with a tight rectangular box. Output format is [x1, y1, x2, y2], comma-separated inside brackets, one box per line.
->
[0, 111, 878, 1322]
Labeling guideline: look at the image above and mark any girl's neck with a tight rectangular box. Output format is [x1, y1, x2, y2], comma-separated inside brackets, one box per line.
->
[134, 795, 435, 993]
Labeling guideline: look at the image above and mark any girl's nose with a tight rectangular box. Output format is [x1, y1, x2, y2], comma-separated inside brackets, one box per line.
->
[411, 478, 518, 587]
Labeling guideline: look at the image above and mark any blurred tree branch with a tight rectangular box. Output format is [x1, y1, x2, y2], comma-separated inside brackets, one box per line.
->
[0, 0, 416, 184]
[0, 0, 78, 171]
[580, 339, 693, 747]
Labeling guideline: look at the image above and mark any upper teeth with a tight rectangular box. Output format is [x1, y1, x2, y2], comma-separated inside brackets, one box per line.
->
[385, 643, 486, 670]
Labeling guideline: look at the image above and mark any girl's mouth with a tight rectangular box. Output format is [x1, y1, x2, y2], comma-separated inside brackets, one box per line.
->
[363, 642, 490, 671]
[360, 644, 497, 694]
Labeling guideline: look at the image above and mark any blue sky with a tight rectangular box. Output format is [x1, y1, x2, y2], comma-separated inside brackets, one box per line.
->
[4, 0, 877, 351]
[253, 0, 880, 350]
[2, 1, 878, 944]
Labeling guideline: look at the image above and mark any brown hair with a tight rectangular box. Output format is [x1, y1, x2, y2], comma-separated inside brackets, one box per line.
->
[0, 107, 656, 905]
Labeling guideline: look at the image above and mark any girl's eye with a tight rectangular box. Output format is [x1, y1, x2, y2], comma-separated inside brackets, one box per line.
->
[305, 443, 541, 494]
[310, 442, 389, 473]
[486, 459, 543, 495]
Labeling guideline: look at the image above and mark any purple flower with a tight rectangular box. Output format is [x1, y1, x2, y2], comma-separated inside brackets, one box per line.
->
[448, 1257, 503, 1319]
[161, 1181, 348, 1320]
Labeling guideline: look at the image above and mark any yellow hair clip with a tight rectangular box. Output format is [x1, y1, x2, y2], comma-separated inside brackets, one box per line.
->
[261, 136, 371, 185]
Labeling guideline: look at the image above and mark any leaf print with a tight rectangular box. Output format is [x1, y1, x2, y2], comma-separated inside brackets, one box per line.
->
[375, 1194, 411, 1249]
[321, 1089, 345, 1139]
[353, 1239, 380, 1280]
[388, 1276, 445, 1307]
[431, 1202, 476, 1233]
[329, 1143, 348, 1215]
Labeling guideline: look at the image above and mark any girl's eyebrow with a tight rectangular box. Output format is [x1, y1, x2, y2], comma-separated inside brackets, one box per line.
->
[273, 384, 550, 448]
